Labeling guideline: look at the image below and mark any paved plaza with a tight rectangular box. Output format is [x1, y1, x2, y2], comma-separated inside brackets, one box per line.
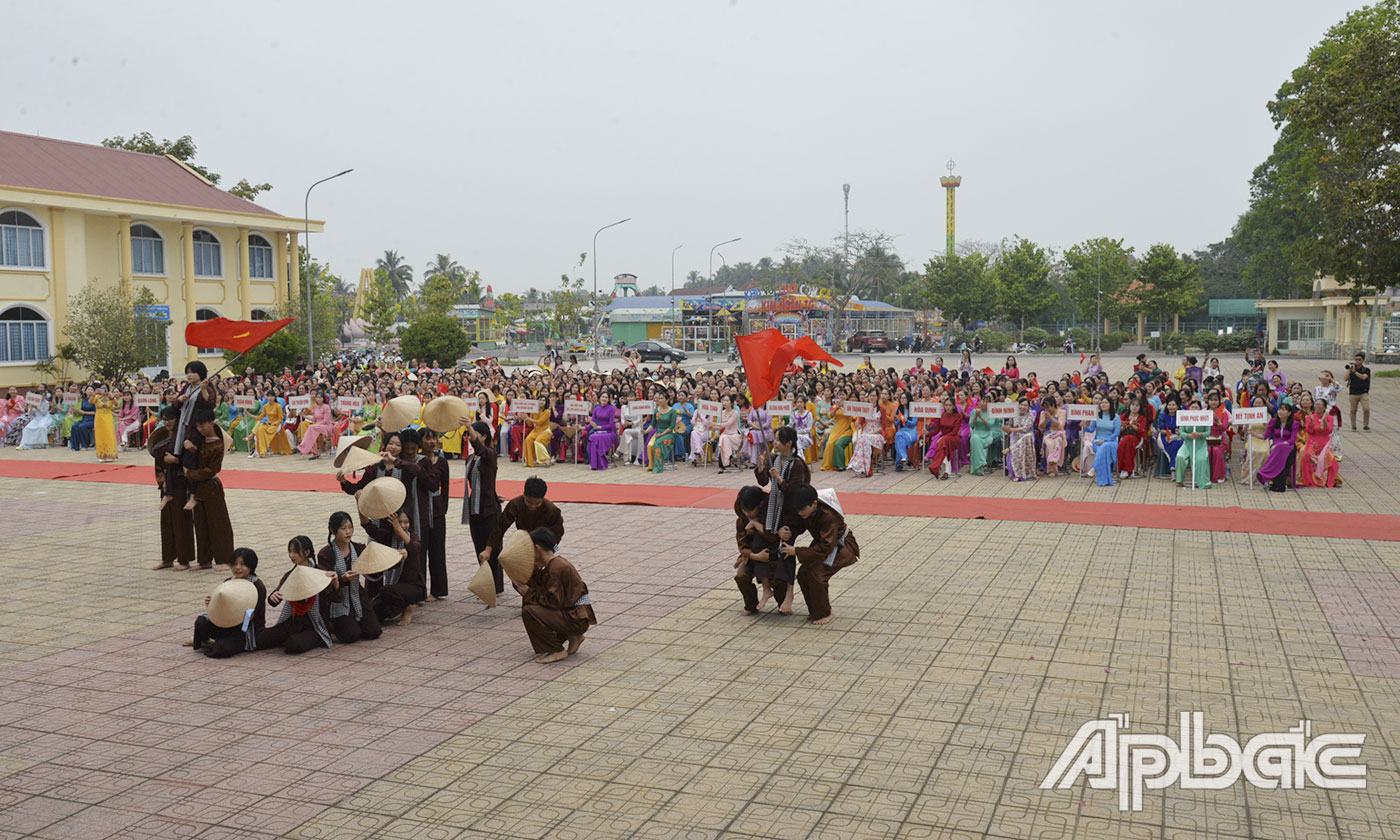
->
[1, 354, 1398, 839]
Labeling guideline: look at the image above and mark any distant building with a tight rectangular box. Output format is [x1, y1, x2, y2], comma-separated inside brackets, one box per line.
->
[1256, 277, 1399, 355]
[0, 130, 321, 387]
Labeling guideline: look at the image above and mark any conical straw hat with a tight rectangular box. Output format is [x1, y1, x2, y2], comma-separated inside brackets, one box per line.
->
[469, 561, 497, 607]
[219, 427, 235, 453]
[357, 476, 406, 519]
[147, 424, 170, 456]
[498, 530, 537, 585]
[207, 578, 258, 628]
[422, 396, 470, 433]
[381, 395, 422, 433]
[354, 541, 403, 575]
[336, 445, 382, 474]
[332, 434, 373, 468]
[279, 564, 332, 603]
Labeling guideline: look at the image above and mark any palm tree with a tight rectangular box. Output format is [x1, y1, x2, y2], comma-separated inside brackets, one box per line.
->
[375, 250, 414, 302]
[424, 253, 480, 304]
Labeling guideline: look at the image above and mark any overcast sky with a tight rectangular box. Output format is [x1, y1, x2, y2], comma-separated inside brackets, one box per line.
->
[10, 0, 1360, 298]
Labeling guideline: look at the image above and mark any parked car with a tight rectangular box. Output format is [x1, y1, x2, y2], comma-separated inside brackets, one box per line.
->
[848, 330, 890, 352]
[627, 340, 687, 363]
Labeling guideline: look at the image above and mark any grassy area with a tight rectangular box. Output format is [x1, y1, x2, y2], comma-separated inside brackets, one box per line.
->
[1377, 369, 1400, 377]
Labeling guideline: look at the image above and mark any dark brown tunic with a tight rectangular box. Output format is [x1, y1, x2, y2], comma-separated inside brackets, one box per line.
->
[794, 501, 860, 621]
[520, 554, 595, 655]
[488, 496, 564, 556]
[186, 433, 234, 567]
[150, 425, 194, 567]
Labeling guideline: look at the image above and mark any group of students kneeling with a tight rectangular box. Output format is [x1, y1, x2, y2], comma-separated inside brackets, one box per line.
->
[187, 512, 595, 665]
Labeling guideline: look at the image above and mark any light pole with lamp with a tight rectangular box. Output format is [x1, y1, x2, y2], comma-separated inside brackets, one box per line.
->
[670, 243, 683, 348]
[707, 237, 741, 360]
[302, 168, 353, 365]
[590, 218, 630, 365]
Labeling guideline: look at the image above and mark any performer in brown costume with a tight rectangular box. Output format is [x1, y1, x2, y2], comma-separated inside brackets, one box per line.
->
[481, 476, 564, 570]
[781, 483, 860, 625]
[516, 527, 595, 663]
[185, 409, 234, 569]
[150, 405, 195, 570]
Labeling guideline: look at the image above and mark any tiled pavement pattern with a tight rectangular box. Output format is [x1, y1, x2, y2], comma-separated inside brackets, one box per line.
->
[0, 360, 1395, 839]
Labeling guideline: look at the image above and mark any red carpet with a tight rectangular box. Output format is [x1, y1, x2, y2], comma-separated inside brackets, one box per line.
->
[3, 459, 1397, 542]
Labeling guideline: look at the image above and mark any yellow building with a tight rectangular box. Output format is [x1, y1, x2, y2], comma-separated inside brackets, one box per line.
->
[1256, 276, 1399, 356]
[0, 130, 322, 387]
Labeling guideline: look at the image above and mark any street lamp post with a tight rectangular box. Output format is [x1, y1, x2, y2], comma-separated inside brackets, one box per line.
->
[302, 168, 353, 365]
[1095, 250, 1102, 352]
[590, 218, 630, 366]
[670, 244, 684, 294]
[707, 237, 741, 361]
[670, 244, 683, 349]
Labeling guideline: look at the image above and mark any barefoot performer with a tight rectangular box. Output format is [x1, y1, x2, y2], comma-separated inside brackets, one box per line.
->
[782, 484, 860, 625]
[480, 476, 564, 583]
[732, 486, 790, 616]
[516, 527, 595, 663]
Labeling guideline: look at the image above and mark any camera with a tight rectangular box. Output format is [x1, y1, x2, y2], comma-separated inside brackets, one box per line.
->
[1345, 364, 1352, 370]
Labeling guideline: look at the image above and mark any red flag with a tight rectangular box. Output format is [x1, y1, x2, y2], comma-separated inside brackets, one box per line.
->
[1079, 353, 1086, 364]
[184, 317, 295, 354]
[737, 329, 842, 407]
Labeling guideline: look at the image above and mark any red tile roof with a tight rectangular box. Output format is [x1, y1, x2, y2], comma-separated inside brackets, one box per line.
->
[0, 131, 281, 217]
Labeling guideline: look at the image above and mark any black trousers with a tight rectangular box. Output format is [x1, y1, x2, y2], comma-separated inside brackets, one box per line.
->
[331, 609, 381, 644]
[256, 620, 325, 654]
[1269, 449, 1297, 492]
[427, 515, 448, 597]
[469, 511, 503, 594]
[192, 615, 246, 658]
[375, 583, 427, 622]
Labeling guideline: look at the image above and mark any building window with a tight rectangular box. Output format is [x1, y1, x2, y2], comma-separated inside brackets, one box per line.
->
[0, 305, 49, 363]
[1275, 318, 1325, 350]
[0, 210, 45, 269]
[195, 307, 221, 355]
[250, 308, 273, 321]
[193, 229, 222, 277]
[248, 234, 274, 279]
[131, 224, 165, 275]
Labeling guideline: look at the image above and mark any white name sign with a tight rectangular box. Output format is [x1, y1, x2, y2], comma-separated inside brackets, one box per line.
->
[1232, 406, 1269, 425]
[564, 399, 592, 417]
[766, 400, 792, 417]
[510, 399, 540, 415]
[63, 392, 80, 407]
[24, 391, 43, 407]
[1177, 410, 1212, 427]
[134, 393, 159, 407]
[844, 401, 876, 420]
[630, 400, 656, 416]
[989, 402, 1018, 419]
[288, 395, 312, 410]
[1065, 404, 1098, 421]
[336, 396, 364, 412]
[910, 401, 942, 419]
[233, 394, 257, 409]
[697, 400, 721, 419]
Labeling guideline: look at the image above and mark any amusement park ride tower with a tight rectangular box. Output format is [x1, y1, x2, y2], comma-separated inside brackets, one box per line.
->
[941, 159, 961, 258]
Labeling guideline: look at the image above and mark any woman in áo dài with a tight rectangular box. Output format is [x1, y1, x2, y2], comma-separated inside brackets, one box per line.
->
[93, 385, 120, 463]
[1206, 391, 1231, 485]
[924, 396, 962, 478]
[1006, 396, 1037, 481]
[893, 392, 920, 472]
[1086, 394, 1120, 487]
[821, 397, 854, 472]
[297, 392, 335, 458]
[1116, 397, 1150, 480]
[1037, 395, 1066, 477]
[1173, 399, 1211, 490]
[649, 393, 682, 473]
[251, 394, 284, 458]
[1299, 398, 1340, 488]
[1256, 402, 1299, 493]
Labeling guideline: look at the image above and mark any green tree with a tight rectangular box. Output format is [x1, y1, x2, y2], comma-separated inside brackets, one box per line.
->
[1188, 238, 1251, 303]
[66, 279, 170, 381]
[100, 132, 272, 201]
[375, 250, 414, 302]
[1263, 0, 1400, 300]
[784, 231, 901, 349]
[922, 253, 999, 327]
[550, 274, 588, 339]
[233, 326, 305, 375]
[398, 313, 470, 366]
[361, 270, 401, 346]
[1133, 244, 1205, 332]
[993, 236, 1056, 338]
[493, 292, 523, 333]
[1062, 238, 1137, 333]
